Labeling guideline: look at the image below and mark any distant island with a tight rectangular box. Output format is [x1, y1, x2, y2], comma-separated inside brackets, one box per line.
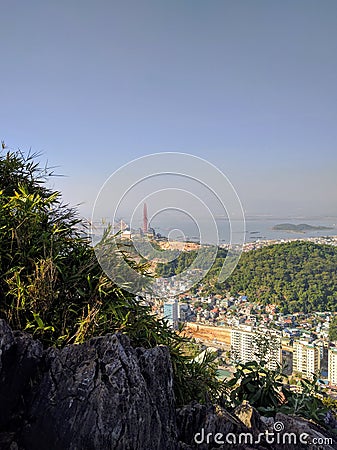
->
[272, 223, 333, 233]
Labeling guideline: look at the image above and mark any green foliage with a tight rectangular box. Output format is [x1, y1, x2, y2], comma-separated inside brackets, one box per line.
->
[224, 242, 337, 312]
[0, 149, 85, 343]
[156, 247, 227, 279]
[0, 147, 222, 407]
[279, 375, 329, 424]
[173, 348, 227, 405]
[329, 315, 337, 341]
[223, 360, 330, 426]
[225, 361, 283, 410]
[322, 396, 337, 413]
[158, 241, 337, 312]
[252, 329, 281, 368]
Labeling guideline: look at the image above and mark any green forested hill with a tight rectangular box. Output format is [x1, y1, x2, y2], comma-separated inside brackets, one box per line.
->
[157, 241, 337, 313]
[222, 242, 337, 313]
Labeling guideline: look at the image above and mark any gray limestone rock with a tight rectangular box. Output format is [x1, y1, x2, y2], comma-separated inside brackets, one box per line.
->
[1, 319, 336, 450]
[0, 319, 43, 450]
[22, 333, 177, 450]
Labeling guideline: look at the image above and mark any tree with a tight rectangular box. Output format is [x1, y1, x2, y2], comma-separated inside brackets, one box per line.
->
[329, 315, 337, 342]
[253, 329, 280, 368]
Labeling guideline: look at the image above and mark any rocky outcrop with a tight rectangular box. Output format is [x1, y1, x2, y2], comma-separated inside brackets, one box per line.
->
[0, 319, 177, 450]
[233, 399, 263, 430]
[0, 320, 43, 449]
[176, 402, 265, 449]
[1, 319, 336, 450]
[23, 334, 177, 450]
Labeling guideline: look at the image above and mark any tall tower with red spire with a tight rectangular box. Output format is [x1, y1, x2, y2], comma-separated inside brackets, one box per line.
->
[143, 203, 148, 233]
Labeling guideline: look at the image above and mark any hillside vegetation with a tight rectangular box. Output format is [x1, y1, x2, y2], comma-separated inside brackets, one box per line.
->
[157, 242, 337, 313]
[224, 242, 337, 313]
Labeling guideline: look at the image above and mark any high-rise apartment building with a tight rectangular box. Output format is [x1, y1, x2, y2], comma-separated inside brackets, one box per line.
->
[163, 299, 179, 329]
[230, 327, 281, 370]
[293, 341, 320, 379]
[328, 347, 337, 385]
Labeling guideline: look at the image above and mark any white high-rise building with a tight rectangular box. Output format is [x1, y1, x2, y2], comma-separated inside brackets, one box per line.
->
[230, 327, 281, 370]
[328, 347, 337, 385]
[231, 328, 254, 363]
[293, 341, 320, 379]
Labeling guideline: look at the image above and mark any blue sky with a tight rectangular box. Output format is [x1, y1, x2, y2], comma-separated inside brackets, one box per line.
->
[1, 0, 337, 220]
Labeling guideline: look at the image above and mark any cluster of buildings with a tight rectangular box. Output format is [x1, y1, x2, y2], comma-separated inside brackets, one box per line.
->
[228, 324, 337, 389]
[159, 296, 337, 390]
[241, 235, 337, 252]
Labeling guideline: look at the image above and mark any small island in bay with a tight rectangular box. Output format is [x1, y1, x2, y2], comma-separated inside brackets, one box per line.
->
[272, 223, 333, 233]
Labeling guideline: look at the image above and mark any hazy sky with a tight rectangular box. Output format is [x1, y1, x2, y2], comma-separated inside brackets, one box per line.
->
[1, 0, 337, 220]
